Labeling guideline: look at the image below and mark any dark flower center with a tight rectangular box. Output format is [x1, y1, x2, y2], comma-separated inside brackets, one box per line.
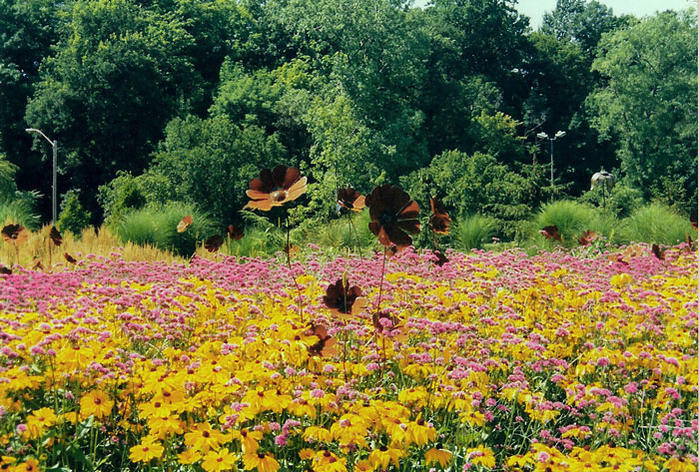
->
[379, 211, 397, 227]
[270, 190, 287, 202]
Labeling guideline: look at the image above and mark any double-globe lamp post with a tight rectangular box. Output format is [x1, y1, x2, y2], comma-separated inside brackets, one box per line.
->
[25, 128, 58, 224]
[537, 130, 566, 191]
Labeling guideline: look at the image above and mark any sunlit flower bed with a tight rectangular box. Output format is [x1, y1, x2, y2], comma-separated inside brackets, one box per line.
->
[0, 246, 696, 472]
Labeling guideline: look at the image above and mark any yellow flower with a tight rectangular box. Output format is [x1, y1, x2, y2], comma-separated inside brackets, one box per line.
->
[663, 456, 697, 472]
[368, 446, 403, 470]
[79, 390, 114, 420]
[466, 446, 496, 469]
[25, 407, 57, 439]
[1, 456, 16, 470]
[242, 452, 280, 472]
[138, 399, 172, 419]
[11, 457, 40, 472]
[303, 426, 333, 443]
[184, 423, 228, 453]
[177, 448, 202, 465]
[129, 437, 164, 463]
[299, 449, 315, 460]
[425, 447, 453, 467]
[405, 418, 437, 446]
[237, 429, 264, 453]
[202, 448, 238, 472]
[311, 450, 347, 472]
[147, 415, 183, 439]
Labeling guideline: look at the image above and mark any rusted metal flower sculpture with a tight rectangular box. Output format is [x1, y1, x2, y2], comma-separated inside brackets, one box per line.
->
[204, 234, 224, 253]
[227, 224, 244, 241]
[49, 226, 62, 246]
[540, 225, 562, 243]
[578, 230, 596, 246]
[429, 198, 451, 235]
[323, 279, 366, 317]
[307, 324, 337, 358]
[365, 185, 420, 250]
[177, 215, 193, 233]
[1, 224, 27, 245]
[337, 188, 366, 213]
[244, 166, 307, 211]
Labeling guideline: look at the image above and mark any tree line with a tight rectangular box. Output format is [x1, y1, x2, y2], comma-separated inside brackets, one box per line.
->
[0, 0, 696, 236]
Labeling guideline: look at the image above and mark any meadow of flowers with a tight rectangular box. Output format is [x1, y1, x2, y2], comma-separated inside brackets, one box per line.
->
[0, 242, 696, 472]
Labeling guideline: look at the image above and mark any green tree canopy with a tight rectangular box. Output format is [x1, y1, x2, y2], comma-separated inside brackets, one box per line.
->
[25, 0, 199, 221]
[587, 10, 697, 213]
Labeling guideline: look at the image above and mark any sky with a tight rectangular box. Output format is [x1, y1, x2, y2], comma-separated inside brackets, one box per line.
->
[412, 0, 696, 28]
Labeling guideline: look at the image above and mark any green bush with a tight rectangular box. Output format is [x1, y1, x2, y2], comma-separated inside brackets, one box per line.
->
[224, 227, 285, 259]
[0, 193, 41, 230]
[97, 171, 146, 225]
[452, 214, 498, 251]
[57, 189, 92, 236]
[0, 153, 18, 202]
[301, 210, 378, 255]
[529, 200, 599, 248]
[618, 203, 696, 245]
[115, 202, 217, 256]
[402, 151, 550, 241]
[580, 183, 643, 218]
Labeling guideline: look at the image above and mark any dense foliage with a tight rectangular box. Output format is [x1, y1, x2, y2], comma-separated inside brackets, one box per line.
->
[0, 0, 696, 236]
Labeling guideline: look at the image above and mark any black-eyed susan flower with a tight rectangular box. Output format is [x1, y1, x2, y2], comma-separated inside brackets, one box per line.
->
[405, 418, 437, 446]
[12, 458, 40, 472]
[184, 423, 227, 453]
[237, 428, 264, 453]
[25, 407, 57, 439]
[202, 448, 238, 472]
[79, 389, 113, 419]
[177, 448, 202, 465]
[312, 450, 347, 472]
[129, 437, 164, 463]
[466, 446, 496, 469]
[368, 445, 403, 470]
[425, 446, 453, 468]
[243, 452, 280, 472]
[302, 425, 333, 443]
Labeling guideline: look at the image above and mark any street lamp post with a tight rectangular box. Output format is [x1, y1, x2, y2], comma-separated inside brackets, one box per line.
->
[25, 128, 58, 224]
[537, 130, 566, 191]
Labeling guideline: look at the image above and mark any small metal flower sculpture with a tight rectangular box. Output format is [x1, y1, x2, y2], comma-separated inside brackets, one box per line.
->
[365, 185, 420, 251]
[244, 166, 307, 211]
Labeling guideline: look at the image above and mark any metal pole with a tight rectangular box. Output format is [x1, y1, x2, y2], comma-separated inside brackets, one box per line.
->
[550, 138, 554, 189]
[52, 140, 57, 224]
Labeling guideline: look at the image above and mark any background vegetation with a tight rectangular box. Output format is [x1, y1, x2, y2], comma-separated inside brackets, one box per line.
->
[0, 0, 696, 252]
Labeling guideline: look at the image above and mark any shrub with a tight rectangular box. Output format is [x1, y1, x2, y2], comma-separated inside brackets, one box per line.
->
[223, 227, 285, 259]
[580, 183, 643, 218]
[302, 211, 378, 255]
[618, 203, 696, 245]
[452, 214, 498, 251]
[0, 191, 41, 230]
[57, 189, 92, 236]
[530, 200, 599, 248]
[97, 171, 146, 225]
[115, 202, 217, 256]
